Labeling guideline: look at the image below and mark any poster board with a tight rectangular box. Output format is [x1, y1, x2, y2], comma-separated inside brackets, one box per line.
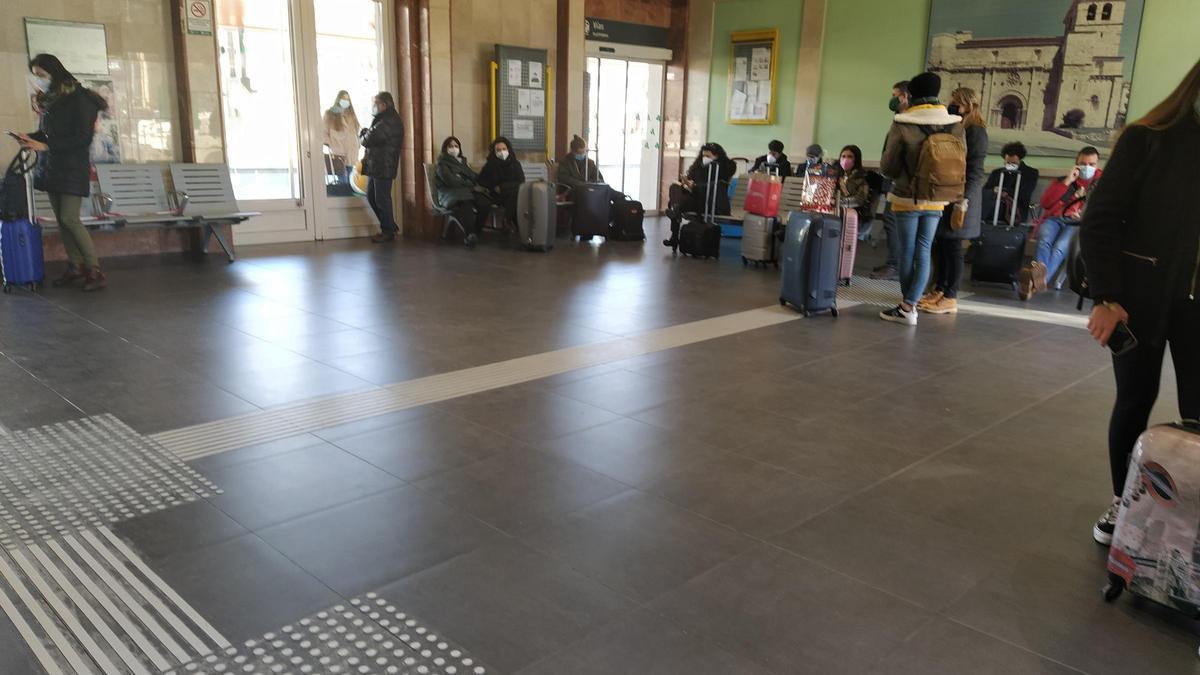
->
[726, 29, 778, 125]
[493, 45, 549, 152]
[24, 18, 109, 77]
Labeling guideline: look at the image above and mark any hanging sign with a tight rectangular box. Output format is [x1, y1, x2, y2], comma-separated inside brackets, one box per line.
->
[186, 0, 213, 36]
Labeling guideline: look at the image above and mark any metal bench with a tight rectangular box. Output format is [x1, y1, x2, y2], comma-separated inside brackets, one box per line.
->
[96, 164, 188, 226]
[169, 163, 260, 262]
[423, 162, 468, 240]
[33, 189, 116, 230]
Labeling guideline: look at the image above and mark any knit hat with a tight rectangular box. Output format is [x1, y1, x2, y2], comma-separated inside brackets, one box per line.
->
[907, 72, 942, 102]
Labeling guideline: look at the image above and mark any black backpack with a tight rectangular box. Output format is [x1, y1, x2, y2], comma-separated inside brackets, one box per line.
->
[0, 151, 36, 221]
[1066, 233, 1091, 311]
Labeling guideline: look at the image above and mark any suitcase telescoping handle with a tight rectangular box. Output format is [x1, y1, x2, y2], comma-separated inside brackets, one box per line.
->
[1009, 171, 1021, 226]
[992, 170, 1023, 227]
[991, 170, 1004, 226]
[705, 161, 718, 224]
[19, 149, 36, 224]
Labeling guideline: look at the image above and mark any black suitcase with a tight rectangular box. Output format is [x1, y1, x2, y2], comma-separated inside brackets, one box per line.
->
[573, 183, 612, 238]
[609, 195, 645, 240]
[676, 164, 721, 259]
[970, 224, 1027, 287]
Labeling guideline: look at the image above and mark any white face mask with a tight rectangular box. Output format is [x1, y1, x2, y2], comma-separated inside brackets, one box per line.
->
[337, 99, 350, 110]
[701, 156, 714, 166]
[495, 149, 509, 161]
[1078, 164, 1097, 180]
[766, 154, 777, 164]
[1004, 162, 1019, 172]
[447, 146, 460, 158]
[27, 73, 51, 93]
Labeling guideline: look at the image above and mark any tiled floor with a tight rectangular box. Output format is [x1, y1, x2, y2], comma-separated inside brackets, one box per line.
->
[0, 218, 1195, 674]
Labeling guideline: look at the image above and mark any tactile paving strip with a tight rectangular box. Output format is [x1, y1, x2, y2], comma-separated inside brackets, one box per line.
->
[169, 593, 488, 675]
[0, 414, 221, 550]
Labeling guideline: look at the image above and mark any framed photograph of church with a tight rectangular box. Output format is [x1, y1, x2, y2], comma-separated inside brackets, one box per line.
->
[926, 0, 1145, 157]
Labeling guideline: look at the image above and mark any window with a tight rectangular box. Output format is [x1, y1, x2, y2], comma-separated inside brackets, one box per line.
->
[1102, 3, 1113, 20]
[1086, 3, 1098, 20]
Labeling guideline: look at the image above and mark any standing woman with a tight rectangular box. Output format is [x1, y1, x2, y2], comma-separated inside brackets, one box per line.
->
[322, 90, 361, 184]
[1083, 58, 1200, 545]
[16, 54, 108, 291]
[359, 92, 404, 243]
[477, 137, 524, 227]
[921, 86, 987, 315]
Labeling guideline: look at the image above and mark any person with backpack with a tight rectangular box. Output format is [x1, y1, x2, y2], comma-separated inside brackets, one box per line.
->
[870, 80, 910, 281]
[877, 72, 966, 326]
[1017, 146, 1102, 299]
[1080, 58, 1200, 545]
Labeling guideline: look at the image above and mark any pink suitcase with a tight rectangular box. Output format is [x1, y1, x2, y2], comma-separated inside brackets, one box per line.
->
[1104, 422, 1200, 655]
[838, 205, 858, 286]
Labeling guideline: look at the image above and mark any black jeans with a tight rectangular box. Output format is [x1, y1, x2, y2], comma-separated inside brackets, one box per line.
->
[450, 192, 494, 236]
[932, 237, 965, 298]
[1108, 297, 1200, 495]
[367, 177, 397, 235]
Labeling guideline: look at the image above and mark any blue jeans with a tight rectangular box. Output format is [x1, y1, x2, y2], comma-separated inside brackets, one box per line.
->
[1034, 216, 1077, 282]
[367, 177, 397, 235]
[894, 209, 943, 306]
[882, 202, 900, 267]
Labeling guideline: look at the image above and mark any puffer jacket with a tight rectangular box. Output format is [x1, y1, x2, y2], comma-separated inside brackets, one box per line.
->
[434, 152, 477, 209]
[478, 154, 525, 195]
[360, 107, 404, 179]
[28, 86, 104, 197]
[879, 104, 964, 208]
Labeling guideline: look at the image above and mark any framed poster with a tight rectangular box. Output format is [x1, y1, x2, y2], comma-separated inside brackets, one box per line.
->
[24, 18, 110, 77]
[727, 29, 778, 125]
[926, 0, 1145, 157]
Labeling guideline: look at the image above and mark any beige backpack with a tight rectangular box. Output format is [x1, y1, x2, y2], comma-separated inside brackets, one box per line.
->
[913, 125, 966, 203]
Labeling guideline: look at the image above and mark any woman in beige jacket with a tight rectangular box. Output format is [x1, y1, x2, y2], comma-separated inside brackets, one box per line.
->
[322, 90, 361, 183]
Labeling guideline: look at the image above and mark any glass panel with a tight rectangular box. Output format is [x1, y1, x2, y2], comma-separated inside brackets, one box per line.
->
[594, 58, 628, 189]
[313, 0, 383, 197]
[621, 61, 663, 206]
[585, 57, 599, 151]
[217, 0, 302, 201]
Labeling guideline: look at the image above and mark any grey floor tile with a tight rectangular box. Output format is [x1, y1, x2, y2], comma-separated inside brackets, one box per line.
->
[375, 539, 633, 673]
[865, 618, 1080, 675]
[549, 368, 696, 416]
[0, 615, 44, 675]
[650, 545, 933, 675]
[256, 486, 500, 597]
[112, 497, 249, 562]
[436, 387, 622, 444]
[633, 396, 804, 451]
[211, 361, 375, 409]
[521, 490, 753, 603]
[517, 608, 776, 675]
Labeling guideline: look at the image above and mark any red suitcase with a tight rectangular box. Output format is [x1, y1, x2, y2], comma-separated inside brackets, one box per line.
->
[744, 172, 782, 217]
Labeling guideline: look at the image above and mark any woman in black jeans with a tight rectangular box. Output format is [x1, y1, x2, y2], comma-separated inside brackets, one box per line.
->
[1082, 58, 1200, 545]
[663, 143, 736, 248]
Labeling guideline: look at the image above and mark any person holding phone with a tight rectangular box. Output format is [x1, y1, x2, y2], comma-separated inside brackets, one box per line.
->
[1081, 57, 1200, 546]
[1017, 146, 1102, 300]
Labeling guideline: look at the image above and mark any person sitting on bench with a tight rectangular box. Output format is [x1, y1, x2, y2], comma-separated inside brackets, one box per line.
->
[433, 135, 491, 248]
[477, 136, 524, 227]
[663, 142, 736, 248]
[982, 141, 1039, 225]
[1017, 146, 1102, 300]
[750, 139, 793, 177]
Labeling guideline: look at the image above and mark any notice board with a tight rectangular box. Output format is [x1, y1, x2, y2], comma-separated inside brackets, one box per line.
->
[727, 29, 779, 125]
[493, 45, 549, 152]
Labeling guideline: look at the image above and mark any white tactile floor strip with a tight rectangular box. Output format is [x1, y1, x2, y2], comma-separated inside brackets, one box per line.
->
[151, 305, 810, 461]
[0, 526, 228, 675]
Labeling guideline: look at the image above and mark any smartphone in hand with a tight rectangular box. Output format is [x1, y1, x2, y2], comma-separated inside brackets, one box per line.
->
[1108, 321, 1138, 356]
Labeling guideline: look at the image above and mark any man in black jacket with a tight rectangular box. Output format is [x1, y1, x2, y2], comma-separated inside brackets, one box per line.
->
[360, 92, 404, 243]
[750, 139, 792, 177]
[981, 142, 1039, 225]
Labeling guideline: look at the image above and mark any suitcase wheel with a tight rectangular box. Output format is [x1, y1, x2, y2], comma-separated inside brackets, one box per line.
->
[1102, 573, 1125, 602]
[779, 297, 786, 307]
[742, 257, 748, 267]
[830, 307, 839, 318]
[2, 284, 10, 294]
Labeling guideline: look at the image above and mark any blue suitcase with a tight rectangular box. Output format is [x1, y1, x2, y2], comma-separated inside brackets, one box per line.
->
[779, 210, 841, 317]
[0, 150, 44, 293]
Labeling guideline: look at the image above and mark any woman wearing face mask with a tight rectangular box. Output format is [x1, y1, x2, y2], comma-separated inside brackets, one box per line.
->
[982, 142, 1039, 225]
[920, 86, 987, 315]
[1017, 145, 1102, 299]
[434, 136, 490, 248]
[322, 90, 360, 185]
[663, 142, 736, 248]
[359, 92, 404, 243]
[15, 54, 109, 291]
[1080, 58, 1200, 546]
[751, 139, 793, 177]
[836, 145, 869, 215]
[477, 137, 525, 227]
[556, 135, 605, 192]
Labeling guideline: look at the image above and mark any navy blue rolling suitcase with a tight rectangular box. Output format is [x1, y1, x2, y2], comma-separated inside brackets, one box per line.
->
[0, 150, 44, 293]
[779, 210, 841, 317]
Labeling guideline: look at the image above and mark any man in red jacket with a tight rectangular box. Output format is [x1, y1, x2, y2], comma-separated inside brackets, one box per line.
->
[1018, 146, 1102, 300]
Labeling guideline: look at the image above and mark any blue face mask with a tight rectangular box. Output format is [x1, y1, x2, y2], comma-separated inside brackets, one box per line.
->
[574, 152, 586, 161]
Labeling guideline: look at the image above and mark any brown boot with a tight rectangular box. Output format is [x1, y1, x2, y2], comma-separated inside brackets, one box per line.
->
[81, 267, 107, 292]
[1017, 265, 1036, 301]
[1031, 261, 1048, 292]
[51, 264, 86, 288]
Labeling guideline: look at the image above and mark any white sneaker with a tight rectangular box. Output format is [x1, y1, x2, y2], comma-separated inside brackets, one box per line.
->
[1093, 497, 1121, 546]
[879, 304, 918, 326]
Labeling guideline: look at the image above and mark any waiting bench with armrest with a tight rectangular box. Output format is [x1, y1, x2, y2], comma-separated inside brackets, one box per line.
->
[423, 162, 467, 240]
[33, 188, 116, 230]
[168, 163, 260, 262]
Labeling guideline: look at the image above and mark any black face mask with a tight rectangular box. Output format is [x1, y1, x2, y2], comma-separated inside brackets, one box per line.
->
[947, 104, 961, 116]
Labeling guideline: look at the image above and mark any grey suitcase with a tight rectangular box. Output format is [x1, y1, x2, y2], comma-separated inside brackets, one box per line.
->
[741, 213, 776, 267]
[517, 180, 555, 251]
[779, 210, 841, 317]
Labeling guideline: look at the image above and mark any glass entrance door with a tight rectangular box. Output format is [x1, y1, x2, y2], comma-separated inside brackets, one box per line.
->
[585, 56, 664, 210]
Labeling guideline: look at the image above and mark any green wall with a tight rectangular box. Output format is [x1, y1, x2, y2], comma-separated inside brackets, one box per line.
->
[706, 0, 805, 158]
[812, 0, 1200, 169]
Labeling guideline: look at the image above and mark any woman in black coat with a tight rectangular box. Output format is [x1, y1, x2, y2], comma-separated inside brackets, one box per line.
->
[1081, 58, 1200, 546]
[359, 92, 404, 243]
[921, 86, 987, 314]
[662, 142, 736, 248]
[477, 137, 525, 226]
[17, 54, 107, 291]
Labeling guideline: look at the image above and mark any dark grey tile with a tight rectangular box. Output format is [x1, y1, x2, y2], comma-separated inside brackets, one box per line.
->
[112, 498, 249, 562]
[375, 539, 633, 673]
[537, 417, 727, 486]
[205, 443, 404, 530]
[212, 362, 375, 409]
[256, 486, 500, 596]
[550, 369, 695, 416]
[650, 545, 933, 675]
[633, 396, 804, 451]
[0, 614, 45, 675]
[415, 447, 631, 535]
[436, 388, 622, 444]
[866, 618, 1080, 675]
[517, 608, 775, 675]
[522, 491, 752, 602]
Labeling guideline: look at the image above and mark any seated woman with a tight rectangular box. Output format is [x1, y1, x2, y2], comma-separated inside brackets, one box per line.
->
[477, 136, 525, 226]
[663, 142, 737, 248]
[433, 136, 490, 248]
[556, 135, 605, 191]
[836, 144, 870, 220]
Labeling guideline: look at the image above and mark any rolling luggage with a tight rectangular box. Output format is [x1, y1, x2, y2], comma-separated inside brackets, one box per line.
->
[516, 180, 555, 251]
[677, 163, 722, 260]
[740, 213, 776, 267]
[779, 210, 841, 317]
[970, 170, 1027, 287]
[1103, 422, 1200, 654]
[609, 195, 645, 241]
[0, 150, 44, 293]
[570, 158, 610, 240]
[839, 203, 859, 285]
